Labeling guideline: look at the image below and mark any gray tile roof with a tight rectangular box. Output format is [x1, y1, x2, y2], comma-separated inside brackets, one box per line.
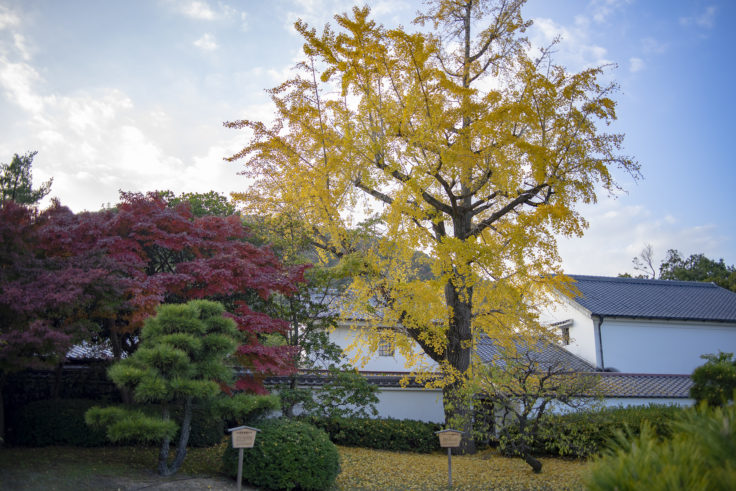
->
[66, 341, 115, 360]
[265, 370, 431, 388]
[567, 275, 736, 322]
[476, 335, 596, 372]
[591, 372, 693, 398]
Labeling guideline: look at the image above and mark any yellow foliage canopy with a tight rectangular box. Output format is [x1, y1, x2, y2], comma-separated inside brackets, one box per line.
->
[226, 1, 638, 391]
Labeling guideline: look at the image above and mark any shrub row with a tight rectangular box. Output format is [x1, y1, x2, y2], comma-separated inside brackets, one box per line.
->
[499, 404, 686, 458]
[8, 398, 224, 447]
[302, 415, 442, 453]
[222, 418, 339, 491]
[9, 399, 109, 447]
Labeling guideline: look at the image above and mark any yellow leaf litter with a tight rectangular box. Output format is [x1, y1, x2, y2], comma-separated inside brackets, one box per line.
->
[335, 446, 587, 490]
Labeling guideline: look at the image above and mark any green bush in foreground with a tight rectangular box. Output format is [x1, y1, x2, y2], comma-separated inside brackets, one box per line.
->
[222, 418, 339, 491]
[303, 415, 441, 453]
[585, 403, 736, 490]
[500, 404, 684, 458]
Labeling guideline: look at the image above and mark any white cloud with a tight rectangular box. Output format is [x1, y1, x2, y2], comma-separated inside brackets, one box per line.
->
[680, 5, 717, 29]
[12, 34, 32, 61]
[181, 1, 217, 20]
[193, 33, 218, 51]
[629, 57, 644, 73]
[590, 0, 632, 23]
[172, 0, 246, 27]
[0, 5, 19, 30]
[557, 196, 727, 276]
[0, 29, 242, 212]
[0, 58, 44, 113]
[642, 37, 668, 55]
[530, 17, 612, 70]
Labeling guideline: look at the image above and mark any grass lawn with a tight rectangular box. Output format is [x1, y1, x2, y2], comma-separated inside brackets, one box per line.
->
[0, 444, 233, 490]
[0, 442, 588, 490]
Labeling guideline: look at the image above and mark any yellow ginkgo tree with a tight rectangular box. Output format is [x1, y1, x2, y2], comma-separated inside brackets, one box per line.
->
[226, 0, 639, 452]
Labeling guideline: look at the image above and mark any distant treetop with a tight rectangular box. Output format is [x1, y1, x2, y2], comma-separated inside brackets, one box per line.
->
[0, 151, 53, 206]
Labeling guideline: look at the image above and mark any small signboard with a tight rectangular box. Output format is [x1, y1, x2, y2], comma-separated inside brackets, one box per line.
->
[228, 426, 261, 491]
[230, 426, 259, 449]
[436, 429, 463, 487]
[436, 429, 463, 448]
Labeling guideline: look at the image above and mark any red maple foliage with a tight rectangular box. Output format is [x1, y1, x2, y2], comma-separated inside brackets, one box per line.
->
[0, 201, 116, 374]
[99, 192, 306, 393]
[0, 193, 307, 395]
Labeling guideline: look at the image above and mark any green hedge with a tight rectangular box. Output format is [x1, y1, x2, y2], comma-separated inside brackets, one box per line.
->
[9, 399, 110, 447]
[9, 398, 223, 447]
[222, 418, 339, 491]
[499, 404, 687, 458]
[173, 404, 224, 448]
[302, 415, 441, 453]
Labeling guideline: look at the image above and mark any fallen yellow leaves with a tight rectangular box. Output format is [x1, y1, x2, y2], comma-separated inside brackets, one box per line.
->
[336, 446, 587, 490]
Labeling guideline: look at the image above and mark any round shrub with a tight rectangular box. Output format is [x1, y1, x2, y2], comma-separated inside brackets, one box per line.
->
[222, 418, 339, 490]
[9, 399, 110, 446]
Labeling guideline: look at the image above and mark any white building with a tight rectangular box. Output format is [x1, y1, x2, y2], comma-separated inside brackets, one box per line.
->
[324, 276, 736, 421]
[544, 275, 736, 374]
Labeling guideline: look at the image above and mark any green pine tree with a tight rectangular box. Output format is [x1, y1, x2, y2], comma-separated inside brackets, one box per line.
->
[86, 300, 278, 476]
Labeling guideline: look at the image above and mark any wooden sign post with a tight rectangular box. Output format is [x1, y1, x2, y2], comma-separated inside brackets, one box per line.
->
[228, 425, 260, 491]
[436, 429, 463, 488]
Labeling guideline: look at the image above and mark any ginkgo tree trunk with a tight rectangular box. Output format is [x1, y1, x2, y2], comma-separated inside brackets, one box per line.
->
[226, 0, 639, 452]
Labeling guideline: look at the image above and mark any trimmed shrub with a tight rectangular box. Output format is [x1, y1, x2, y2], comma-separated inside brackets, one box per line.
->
[303, 415, 441, 453]
[499, 404, 686, 458]
[222, 418, 339, 491]
[9, 399, 110, 446]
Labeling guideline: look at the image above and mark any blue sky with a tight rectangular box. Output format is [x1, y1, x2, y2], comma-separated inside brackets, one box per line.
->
[0, 0, 733, 276]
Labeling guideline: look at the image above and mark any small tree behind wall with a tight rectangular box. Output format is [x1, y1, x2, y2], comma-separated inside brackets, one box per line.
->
[471, 338, 599, 473]
[86, 300, 276, 476]
[690, 352, 736, 407]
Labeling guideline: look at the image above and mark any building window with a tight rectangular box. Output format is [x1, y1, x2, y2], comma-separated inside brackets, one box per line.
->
[551, 319, 573, 346]
[560, 327, 570, 346]
[378, 339, 395, 357]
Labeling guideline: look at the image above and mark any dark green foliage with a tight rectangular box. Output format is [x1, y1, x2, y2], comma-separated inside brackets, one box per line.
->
[659, 249, 736, 292]
[298, 367, 380, 419]
[303, 415, 441, 453]
[13, 399, 222, 447]
[9, 399, 110, 447]
[222, 418, 339, 491]
[159, 190, 237, 217]
[499, 404, 685, 458]
[690, 352, 736, 406]
[174, 405, 224, 447]
[86, 300, 243, 475]
[585, 404, 736, 490]
[0, 151, 52, 206]
[215, 392, 280, 426]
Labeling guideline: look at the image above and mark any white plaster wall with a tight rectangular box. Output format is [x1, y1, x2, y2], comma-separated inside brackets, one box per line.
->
[600, 318, 736, 374]
[596, 397, 694, 409]
[541, 295, 598, 368]
[374, 387, 445, 422]
[330, 325, 437, 373]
